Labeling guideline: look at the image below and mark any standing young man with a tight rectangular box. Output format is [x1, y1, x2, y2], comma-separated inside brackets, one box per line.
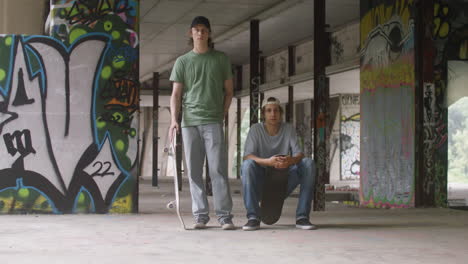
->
[241, 97, 317, 231]
[169, 16, 235, 230]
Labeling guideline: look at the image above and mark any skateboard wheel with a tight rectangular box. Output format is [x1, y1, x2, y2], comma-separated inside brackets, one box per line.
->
[166, 201, 175, 209]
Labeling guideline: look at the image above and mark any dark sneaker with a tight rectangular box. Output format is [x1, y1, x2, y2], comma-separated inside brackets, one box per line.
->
[295, 218, 317, 230]
[220, 218, 236, 230]
[242, 219, 260, 231]
[193, 219, 208, 229]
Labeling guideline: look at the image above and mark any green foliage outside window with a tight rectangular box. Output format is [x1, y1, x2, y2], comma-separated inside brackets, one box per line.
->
[448, 97, 468, 184]
[232, 109, 251, 177]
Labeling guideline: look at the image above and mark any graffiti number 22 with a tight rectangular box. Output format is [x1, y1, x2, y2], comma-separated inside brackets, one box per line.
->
[90, 161, 115, 177]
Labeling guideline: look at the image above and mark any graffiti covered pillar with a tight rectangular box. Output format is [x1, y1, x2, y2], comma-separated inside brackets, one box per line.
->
[415, 0, 435, 207]
[49, 0, 140, 213]
[250, 19, 260, 126]
[313, 0, 330, 211]
[426, 0, 468, 207]
[235, 66, 242, 180]
[360, 0, 416, 208]
[286, 45, 295, 123]
[0, 0, 140, 214]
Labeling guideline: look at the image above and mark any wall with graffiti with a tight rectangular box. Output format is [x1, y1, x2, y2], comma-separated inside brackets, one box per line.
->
[360, 0, 415, 208]
[265, 50, 289, 84]
[295, 100, 313, 158]
[0, 0, 139, 214]
[340, 94, 360, 181]
[295, 41, 313, 75]
[424, 0, 468, 207]
[330, 22, 360, 65]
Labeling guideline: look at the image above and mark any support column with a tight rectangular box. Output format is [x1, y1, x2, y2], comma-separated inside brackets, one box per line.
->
[260, 55, 265, 110]
[250, 19, 260, 126]
[152, 72, 159, 187]
[260, 56, 266, 85]
[287, 86, 294, 122]
[287, 45, 295, 122]
[236, 66, 243, 180]
[415, 0, 435, 207]
[260, 92, 265, 114]
[313, 0, 330, 211]
[176, 113, 183, 191]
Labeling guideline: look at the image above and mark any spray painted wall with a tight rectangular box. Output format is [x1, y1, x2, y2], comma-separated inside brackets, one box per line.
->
[331, 22, 360, 65]
[0, 0, 139, 214]
[295, 100, 313, 158]
[340, 94, 360, 181]
[265, 50, 289, 84]
[424, 0, 468, 207]
[360, 0, 416, 208]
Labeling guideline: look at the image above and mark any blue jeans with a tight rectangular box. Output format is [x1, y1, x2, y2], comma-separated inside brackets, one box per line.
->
[241, 158, 315, 221]
[182, 124, 233, 224]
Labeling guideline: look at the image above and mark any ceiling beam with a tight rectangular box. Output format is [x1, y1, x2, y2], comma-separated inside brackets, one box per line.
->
[139, 0, 305, 82]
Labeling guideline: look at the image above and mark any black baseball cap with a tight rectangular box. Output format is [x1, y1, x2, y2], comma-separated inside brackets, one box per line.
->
[191, 16, 211, 31]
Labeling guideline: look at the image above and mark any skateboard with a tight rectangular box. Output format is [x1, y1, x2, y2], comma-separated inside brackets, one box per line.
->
[260, 167, 289, 225]
[166, 130, 186, 230]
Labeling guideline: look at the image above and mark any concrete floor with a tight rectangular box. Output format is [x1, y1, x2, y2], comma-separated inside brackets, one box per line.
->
[1, 179, 467, 264]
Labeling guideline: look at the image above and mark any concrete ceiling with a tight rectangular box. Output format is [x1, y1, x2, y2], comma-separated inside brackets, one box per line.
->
[140, 0, 360, 84]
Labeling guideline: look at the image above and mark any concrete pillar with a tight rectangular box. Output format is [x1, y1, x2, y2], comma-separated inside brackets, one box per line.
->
[287, 45, 295, 122]
[313, 0, 330, 211]
[0, 0, 140, 213]
[414, 0, 437, 207]
[152, 73, 159, 187]
[236, 66, 243, 179]
[140, 107, 153, 178]
[176, 112, 183, 191]
[250, 20, 260, 126]
[0, 0, 46, 34]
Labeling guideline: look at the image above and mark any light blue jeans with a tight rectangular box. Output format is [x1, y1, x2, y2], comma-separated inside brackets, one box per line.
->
[241, 158, 315, 221]
[182, 123, 233, 224]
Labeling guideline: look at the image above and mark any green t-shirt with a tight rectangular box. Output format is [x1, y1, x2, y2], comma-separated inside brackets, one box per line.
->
[170, 49, 232, 127]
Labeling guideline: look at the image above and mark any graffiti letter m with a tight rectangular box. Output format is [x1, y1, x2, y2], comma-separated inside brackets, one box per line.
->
[3, 129, 36, 157]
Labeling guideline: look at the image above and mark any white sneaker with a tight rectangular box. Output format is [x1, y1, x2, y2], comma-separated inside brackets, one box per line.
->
[220, 219, 236, 230]
[193, 220, 207, 229]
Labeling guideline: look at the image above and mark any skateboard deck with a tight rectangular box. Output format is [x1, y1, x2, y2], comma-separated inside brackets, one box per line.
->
[260, 167, 289, 225]
[166, 130, 186, 230]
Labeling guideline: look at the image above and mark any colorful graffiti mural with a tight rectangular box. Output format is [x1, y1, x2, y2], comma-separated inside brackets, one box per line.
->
[360, 0, 415, 208]
[340, 94, 360, 181]
[0, 0, 139, 214]
[295, 101, 313, 158]
[424, 0, 468, 207]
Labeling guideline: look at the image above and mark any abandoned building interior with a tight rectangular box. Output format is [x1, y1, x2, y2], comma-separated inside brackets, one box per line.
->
[0, 0, 467, 263]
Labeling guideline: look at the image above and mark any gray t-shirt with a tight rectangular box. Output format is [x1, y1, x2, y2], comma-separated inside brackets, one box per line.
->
[243, 122, 302, 159]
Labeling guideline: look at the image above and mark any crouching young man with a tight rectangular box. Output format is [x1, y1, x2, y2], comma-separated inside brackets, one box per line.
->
[241, 97, 317, 231]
